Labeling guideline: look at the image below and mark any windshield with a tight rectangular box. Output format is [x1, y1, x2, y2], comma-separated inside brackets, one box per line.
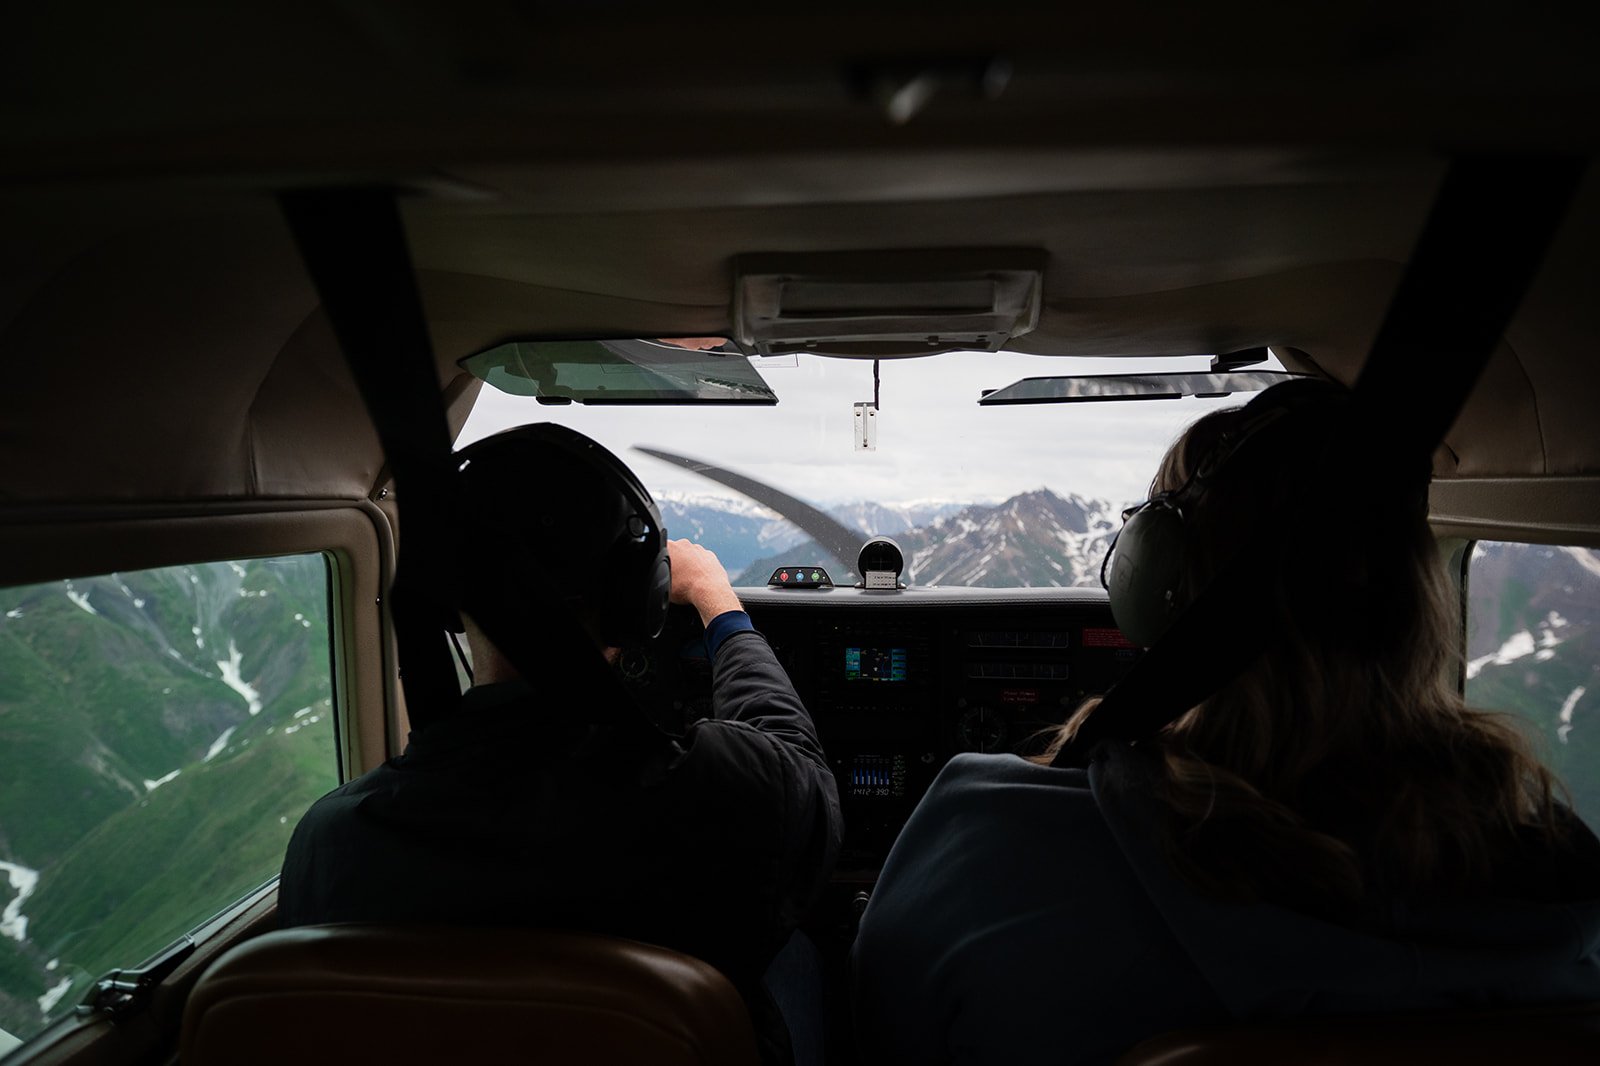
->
[458, 349, 1281, 588]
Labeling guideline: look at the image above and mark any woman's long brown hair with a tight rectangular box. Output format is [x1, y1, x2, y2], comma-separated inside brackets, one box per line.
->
[1043, 398, 1567, 913]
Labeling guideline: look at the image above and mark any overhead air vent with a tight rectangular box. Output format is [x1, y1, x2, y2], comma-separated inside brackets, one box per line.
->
[734, 249, 1045, 357]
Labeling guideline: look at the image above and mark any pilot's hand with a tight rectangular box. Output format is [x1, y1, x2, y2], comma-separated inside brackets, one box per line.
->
[668, 539, 744, 627]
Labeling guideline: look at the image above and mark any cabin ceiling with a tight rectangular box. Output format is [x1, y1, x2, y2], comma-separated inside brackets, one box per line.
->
[0, 4, 1596, 508]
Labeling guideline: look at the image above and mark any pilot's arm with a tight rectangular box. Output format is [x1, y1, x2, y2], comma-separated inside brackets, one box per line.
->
[668, 539, 831, 769]
[665, 539, 842, 936]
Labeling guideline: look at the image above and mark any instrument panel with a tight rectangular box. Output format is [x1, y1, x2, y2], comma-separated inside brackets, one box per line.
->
[626, 586, 1141, 877]
[743, 587, 1141, 876]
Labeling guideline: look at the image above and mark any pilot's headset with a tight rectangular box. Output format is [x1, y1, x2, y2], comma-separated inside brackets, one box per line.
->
[1100, 379, 1353, 648]
[453, 424, 671, 646]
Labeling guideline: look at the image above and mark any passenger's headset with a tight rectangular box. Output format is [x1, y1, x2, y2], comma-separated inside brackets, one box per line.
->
[453, 424, 672, 645]
[1101, 379, 1349, 647]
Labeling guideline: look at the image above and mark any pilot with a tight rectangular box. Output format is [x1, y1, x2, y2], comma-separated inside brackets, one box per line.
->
[853, 380, 1600, 1065]
[279, 424, 841, 1066]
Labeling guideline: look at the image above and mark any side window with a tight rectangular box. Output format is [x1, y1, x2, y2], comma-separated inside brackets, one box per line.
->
[0, 554, 338, 1049]
[1466, 541, 1600, 830]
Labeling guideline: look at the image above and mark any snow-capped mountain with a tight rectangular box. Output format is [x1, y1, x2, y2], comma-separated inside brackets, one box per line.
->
[655, 495, 968, 575]
[899, 489, 1119, 587]
[826, 500, 969, 538]
[654, 493, 807, 573]
[733, 488, 1119, 588]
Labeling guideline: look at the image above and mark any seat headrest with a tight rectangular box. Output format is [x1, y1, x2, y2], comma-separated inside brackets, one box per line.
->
[181, 925, 760, 1066]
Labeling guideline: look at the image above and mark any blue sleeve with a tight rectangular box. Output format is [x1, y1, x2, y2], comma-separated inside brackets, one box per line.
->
[704, 609, 756, 660]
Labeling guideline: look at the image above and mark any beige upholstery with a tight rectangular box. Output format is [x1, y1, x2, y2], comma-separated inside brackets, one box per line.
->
[179, 925, 760, 1066]
[1116, 1003, 1600, 1066]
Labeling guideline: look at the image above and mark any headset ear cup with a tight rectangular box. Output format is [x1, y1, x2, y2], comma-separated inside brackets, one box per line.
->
[1107, 503, 1188, 648]
[597, 517, 666, 645]
[642, 550, 671, 639]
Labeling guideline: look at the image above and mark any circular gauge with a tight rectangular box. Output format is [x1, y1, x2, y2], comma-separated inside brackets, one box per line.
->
[857, 537, 906, 589]
[618, 648, 655, 683]
[955, 706, 1009, 753]
[858, 537, 904, 574]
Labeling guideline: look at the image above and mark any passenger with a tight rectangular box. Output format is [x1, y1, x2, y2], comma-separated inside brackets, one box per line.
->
[853, 380, 1600, 1065]
[279, 424, 841, 1066]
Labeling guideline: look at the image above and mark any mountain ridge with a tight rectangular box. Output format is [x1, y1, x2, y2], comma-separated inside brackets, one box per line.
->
[733, 487, 1117, 588]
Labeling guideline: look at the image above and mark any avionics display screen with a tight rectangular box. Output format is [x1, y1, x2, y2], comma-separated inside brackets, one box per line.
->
[844, 646, 909, 682]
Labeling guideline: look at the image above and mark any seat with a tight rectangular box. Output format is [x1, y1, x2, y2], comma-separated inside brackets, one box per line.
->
[1115, 1003, 1600, 1066]
[180, 925, 761, 1066]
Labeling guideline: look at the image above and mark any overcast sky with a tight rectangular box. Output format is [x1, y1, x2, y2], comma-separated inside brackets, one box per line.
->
[459, 349, 1283, 509]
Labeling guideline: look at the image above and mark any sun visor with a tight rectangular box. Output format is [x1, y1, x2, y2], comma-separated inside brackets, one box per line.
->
[461, 338, 777, 405]
[979, 370, 1307, 406]
[734, 249, 1045, 357]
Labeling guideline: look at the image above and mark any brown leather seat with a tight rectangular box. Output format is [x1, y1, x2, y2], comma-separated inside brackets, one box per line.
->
[180, 925, 761, 1066]
[1115, 1003, 1600, 1066]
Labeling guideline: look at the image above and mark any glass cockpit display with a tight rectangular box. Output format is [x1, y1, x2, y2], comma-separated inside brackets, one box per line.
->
[844, 645, 909, 682]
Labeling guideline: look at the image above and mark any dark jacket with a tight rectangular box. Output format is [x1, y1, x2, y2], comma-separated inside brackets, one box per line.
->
[280, 628, 841, 1061]
[854, 746, 1600, 1066]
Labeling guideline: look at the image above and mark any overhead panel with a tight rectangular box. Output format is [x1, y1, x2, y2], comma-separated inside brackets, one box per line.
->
[734, 249, 1045, 357]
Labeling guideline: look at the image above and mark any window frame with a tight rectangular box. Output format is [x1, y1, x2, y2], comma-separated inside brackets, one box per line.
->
[0, 501, 392, 1062]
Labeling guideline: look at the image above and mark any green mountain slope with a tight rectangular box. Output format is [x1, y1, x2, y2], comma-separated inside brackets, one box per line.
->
[0, 555, 338, 1039]
[1466, 542, 1600, 828]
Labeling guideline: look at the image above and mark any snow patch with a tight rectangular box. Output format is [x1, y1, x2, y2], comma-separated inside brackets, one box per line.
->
[1465, 630, 1537, 680]
[204, 727, 238, 762]
[229, 562, 248, 578]
[38, 976, 72, 1016]
[0, 861, 40, 942]
[66, 590, 97, 616]
[293, 707, 312, 719]
[133, 598, 145, 608]
[1560, 546, 1600, 582]
[655, 490, 780, 520]
[45, 958, 58, 972]
[1558, 686, 1587, 745]
[216, 640, 264, 715]
[143, 769, 181, 791]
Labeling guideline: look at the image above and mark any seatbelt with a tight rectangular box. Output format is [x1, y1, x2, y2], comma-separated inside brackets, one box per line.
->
[1053, 156, 1587, 767]
[280, 188, 657, 739]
